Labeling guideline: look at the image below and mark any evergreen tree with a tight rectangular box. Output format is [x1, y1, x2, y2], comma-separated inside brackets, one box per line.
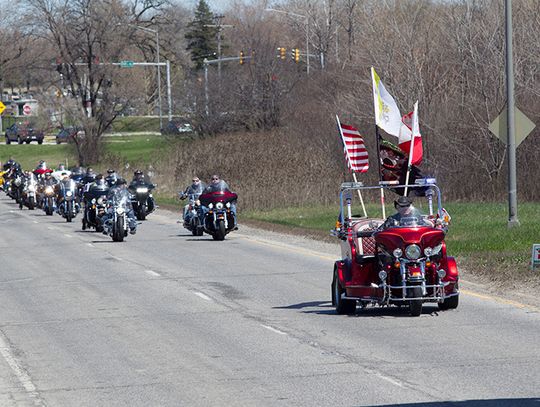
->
[185, 0, 218, 70]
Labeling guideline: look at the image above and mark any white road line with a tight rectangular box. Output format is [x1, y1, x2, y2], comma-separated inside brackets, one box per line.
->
[193, 291, 213, 302]
[261, 324, 287, 336]
[144, 270, 161, 277]
[373, 372, 405, 388]
[86, 243, 95, 248]
[0, 331, 46, 405]
[33, 221, 39, 224]
[64, 234, 72, 238]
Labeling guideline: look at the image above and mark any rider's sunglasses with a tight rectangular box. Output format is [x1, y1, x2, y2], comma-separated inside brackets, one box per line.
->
[211, 178, 218, 181]
[192, 179, 199, 182]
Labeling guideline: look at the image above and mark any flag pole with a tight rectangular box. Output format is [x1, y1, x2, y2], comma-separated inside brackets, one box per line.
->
[403, 101, 418, 196]
[375, 125, 386, 219]
[336, 115, 367, 218]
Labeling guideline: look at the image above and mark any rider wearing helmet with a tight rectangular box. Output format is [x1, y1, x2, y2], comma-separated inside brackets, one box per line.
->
[106, 177, 137, 234]
[382, 196, 424, 229]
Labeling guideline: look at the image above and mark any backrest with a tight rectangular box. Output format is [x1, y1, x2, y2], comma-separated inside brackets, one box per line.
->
[351, 218, 384, 256]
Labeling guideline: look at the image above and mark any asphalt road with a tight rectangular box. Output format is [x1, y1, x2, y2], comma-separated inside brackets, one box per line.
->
[0, 194, 538, 407]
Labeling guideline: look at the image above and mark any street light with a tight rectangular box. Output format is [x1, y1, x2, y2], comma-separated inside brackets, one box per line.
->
[124, 24, 163, 129]
[265, 8, 309, 75]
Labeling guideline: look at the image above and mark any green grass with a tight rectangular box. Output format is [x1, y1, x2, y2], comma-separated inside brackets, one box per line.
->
[0, 143, 73, 169]
[244, 202, 540, 277]
[103, 134, 167, 163]
[0, 134, 167, 169]
[110, 117, 161, 133]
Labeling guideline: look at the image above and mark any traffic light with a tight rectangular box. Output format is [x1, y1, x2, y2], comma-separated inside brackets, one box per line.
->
[278, 47, 286, 60]
[239, 50, 245, 65]
[291, 48, 300, 63]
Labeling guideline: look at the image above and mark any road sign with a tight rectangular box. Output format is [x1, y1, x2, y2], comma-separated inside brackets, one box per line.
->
[488, 106, 536, 147]
[120, 60, 134, 68]
[23, 104, 32, 115]
[532, 244, 540, 270]
[0, 101, 5, 115]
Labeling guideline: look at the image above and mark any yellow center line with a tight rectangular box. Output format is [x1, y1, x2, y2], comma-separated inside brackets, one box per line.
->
[239, 233, 539, 312]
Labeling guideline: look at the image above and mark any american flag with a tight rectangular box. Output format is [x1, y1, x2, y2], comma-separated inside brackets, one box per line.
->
[336, 116, 369, 173]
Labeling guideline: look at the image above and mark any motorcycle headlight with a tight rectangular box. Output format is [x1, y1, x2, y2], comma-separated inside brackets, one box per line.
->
[28, 185, 35, 192]
[66, 191, 73, 197]
[91, 198, 96, 204]
[216, 202, 224, 210]
[405, 244, 422, 260]
[432, 243, 443, 256]
[392, 248, 403, 258]
[195, 199, 201, 206]
[116, 207, 125, 215]
[136, 187, 148, 193]
[97, 197, 104, 205]
[208, 203, 213, 209]
[45, 186, 53, 194]
[226, 202, 231, 208]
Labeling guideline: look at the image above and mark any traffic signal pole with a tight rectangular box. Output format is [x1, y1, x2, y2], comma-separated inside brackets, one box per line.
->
[203, 55, 252, 116]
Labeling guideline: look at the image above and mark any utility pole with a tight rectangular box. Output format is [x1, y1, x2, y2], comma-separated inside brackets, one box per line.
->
[205, 15, 233, 80]
[505, 0, 519, 227]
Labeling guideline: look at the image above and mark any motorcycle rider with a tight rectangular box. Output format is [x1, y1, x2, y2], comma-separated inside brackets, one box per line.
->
[38, 171, 57, 207]
[52, 163, 71, 182]
[130, 169, 146, 184]
[381, 196, 425, 229]
[203, 175, 236, 217]
[33, 160, 52, 180]
[105, 169, 118, 187]
[179, 176, 206, 223]
[105, 178, 137, 234]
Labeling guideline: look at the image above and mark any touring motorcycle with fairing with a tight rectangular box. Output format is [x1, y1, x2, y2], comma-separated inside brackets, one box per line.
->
[57, 178, 80, 222]
[199, 185, 237, 241]
[331, 179, 458, 317]
[128, 181, 156, 220]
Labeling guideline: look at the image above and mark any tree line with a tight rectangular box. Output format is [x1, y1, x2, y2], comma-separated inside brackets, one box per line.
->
[1, 0, 540, 204]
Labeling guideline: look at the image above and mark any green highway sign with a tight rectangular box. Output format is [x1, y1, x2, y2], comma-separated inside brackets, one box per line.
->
[120, 60, 134, 68]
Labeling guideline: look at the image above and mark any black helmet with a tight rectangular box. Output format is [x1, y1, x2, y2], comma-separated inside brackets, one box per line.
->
[116, 177, 127, 185]
[134, 170, 143, 176]
[107, 168, 115, 174]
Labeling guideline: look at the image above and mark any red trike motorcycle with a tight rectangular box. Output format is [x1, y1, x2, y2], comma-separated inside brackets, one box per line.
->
[331, 179, 459, 316]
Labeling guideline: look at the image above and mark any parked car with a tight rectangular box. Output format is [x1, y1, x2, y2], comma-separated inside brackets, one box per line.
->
[5, 122, 44, 145]
[161, 119, 194, 135]
[55, 127, 82, 144]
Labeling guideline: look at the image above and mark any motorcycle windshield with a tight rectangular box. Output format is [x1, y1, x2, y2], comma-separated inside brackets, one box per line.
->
[110, 189, 131, 208]
[397, 216, 433, 227]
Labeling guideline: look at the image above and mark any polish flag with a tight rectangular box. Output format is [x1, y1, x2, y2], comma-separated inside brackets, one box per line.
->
[398, 102, 422, 166]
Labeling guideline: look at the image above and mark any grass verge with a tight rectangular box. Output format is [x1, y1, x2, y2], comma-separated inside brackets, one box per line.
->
[243, 202, 540, 288]
[0, 134, 166, 169]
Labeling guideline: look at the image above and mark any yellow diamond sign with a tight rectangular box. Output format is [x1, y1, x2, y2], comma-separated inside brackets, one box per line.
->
[488, 106, 536, 147]
[0, 101, 5, 115]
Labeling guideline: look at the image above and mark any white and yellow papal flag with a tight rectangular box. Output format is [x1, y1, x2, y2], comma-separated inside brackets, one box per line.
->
[371, 67, 402, 138]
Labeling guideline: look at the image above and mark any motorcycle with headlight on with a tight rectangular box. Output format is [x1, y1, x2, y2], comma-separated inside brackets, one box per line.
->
[199, 186, 238, 241]
[128, 182, 155, 220]
[331, 179, 458, 317]
[41, 184, 57, 216]
[57, 178, 80, 222]
[102, 192, 131, 242]
[20, 173, 38, 210]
